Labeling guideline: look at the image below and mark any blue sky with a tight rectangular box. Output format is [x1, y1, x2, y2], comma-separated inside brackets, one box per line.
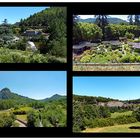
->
[79, 15, 128, 21]
[73, 77, 140, 100]
[0, 7, 48, 24]
[0, 71, 66, 100]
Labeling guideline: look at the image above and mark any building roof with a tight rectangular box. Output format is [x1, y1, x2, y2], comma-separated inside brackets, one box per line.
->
[73, 41, 97, 49]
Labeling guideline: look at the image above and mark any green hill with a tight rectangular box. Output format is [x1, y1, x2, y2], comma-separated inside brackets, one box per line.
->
[78, 17, 127, 24]
[42, 94, 66, 102]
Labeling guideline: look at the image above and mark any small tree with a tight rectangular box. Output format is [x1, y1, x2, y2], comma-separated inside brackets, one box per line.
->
[133, 107, 140, 121]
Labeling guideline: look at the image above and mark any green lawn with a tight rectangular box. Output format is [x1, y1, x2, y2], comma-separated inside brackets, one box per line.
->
[16, 115, 27, 122]
[83, 122, 140, 133]
[111, 111, 133, 118]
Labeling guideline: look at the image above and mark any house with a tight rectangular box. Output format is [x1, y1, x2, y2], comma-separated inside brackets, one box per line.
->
[73, 41, 95, 54]
[23, 30, 41, 36]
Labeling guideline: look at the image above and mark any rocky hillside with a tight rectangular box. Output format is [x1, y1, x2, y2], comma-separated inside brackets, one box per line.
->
[74, 94, 139, 107]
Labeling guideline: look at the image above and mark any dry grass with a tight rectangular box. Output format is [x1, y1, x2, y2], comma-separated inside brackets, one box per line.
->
[73, 65, 140, 71]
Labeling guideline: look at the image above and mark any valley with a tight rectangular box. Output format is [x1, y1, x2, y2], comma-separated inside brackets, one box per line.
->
[73, 94, 140, 132]
[0, 88, 66, 127]
[0, 7, 66, 63]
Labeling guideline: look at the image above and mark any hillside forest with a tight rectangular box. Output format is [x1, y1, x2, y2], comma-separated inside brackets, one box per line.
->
[0, 7, 66, 63]
[73, 95, 140, 132]
[73, 15, 140, 66]
[0, 88, 66, 127]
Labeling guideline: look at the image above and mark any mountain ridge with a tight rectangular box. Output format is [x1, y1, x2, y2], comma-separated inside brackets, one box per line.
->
[73, 94, 140, 103]
[78, 17, 128, 24]
[0, 88, 66, 102]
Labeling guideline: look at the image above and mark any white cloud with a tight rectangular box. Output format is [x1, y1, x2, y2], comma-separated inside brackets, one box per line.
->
[79, 15, 128, 21]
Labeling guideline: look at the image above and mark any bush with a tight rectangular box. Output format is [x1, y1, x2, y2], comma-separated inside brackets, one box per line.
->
[120, 55, 130, 63]
[27, 110, 39, 127]
[0, 113, 15, 127]
[48, 37, 66, 58]
[125, 32, 134, 39]
[114, 115, 137, 125]
[80, 55, 92, 63]
[87, 115, 137, 128]
[91, 118, 115, 128]
[133, 107, 140, 121]
[73, 22, 103, 43]
[0, 47, 65, 63]
[13, 107, 32, 115]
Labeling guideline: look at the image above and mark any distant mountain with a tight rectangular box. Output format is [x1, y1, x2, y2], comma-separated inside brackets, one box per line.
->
[78, 17, 127, 24]
[0, 88, 34, 102]
[0, 88, 66, 102]
[41, 94, 66, 102]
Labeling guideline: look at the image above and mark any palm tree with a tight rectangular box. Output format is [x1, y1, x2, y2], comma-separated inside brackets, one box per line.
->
[95, 15, 108, 39]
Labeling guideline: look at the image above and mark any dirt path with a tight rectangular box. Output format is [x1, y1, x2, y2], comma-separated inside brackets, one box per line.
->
[15, 120, 26, 127]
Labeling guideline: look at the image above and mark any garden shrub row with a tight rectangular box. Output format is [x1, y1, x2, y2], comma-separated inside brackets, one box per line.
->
[86, 115, 138, 128]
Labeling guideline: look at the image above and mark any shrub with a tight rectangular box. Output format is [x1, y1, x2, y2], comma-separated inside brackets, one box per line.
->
[120, 55, 130, 63]
[133, 107, 140, 121]
[13, 107, 32, 115]
[91, 118, 115, 128]
[125, 32, 134, 39]
[0, 113, 15, 127]
[114, 115, 137, 125]
[80, 55, 92, 63]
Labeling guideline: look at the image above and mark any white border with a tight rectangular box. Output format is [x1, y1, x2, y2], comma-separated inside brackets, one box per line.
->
[0, 0, 140, 2]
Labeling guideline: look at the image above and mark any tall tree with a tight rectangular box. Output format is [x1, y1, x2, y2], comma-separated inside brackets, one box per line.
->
[134, 15, 140, 25]
[128, 15, 134, 25]
[2, 19, 8, 26]
[95, 15, 108, 39]
[73, 15, 80, 24]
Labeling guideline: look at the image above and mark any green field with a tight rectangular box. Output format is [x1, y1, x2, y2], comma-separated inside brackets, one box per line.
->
[83, 122, 140, 132]
[16, 115, 27, 122]
[83, 111, 138, 133]
[111, 111, 133, 118]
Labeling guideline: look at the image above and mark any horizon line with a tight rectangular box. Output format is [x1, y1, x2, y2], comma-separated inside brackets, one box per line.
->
[74, 93, 140, 101]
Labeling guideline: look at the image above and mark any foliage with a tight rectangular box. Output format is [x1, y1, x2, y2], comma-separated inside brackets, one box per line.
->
[73, 95, 139, 132]
[114, 115, 137, 125]
[74, 42, 140, 64]
[13, 107, 33, 115]
[19, 7, 67, 58]
[73, 101, 85, 132]
[125, 32, 134, 39]
[0, 47, 66, 63]
[27, 99, 66, 127]
[91, 118, 115, 128]
[133, 107, 140, 121]
[27, 110, 39, 127]
[73, 22, 103, 44]
[0, 113, 15, 127]
[42, 104, 66, 127]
